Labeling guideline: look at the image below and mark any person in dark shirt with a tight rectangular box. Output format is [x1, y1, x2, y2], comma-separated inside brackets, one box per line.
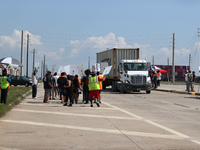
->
[57, 72, 68, 103]
[72, 75, 79, 104]
[43, 71, 53, 103]
[82, 69, 90, 104]
[64, 75, 73, 106]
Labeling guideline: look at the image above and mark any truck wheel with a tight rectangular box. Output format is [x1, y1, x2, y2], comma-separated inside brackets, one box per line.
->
[103, 82, 106, 89]
[146, 90, 151, 94]
[112, 81, 117, 92]
[120, 86, 126, 94]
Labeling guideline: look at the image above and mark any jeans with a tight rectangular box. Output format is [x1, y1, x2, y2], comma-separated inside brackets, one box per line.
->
[1, 88, 8, 104]
[32, 84, 37, 98]
[83, 89, 89, 103]
[185, 81, 188, 91]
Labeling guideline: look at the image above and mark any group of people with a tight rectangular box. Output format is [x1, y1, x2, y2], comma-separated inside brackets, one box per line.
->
[42, 69, 106, 107]
[185, 70, 195, 92]
[149, 70, 162, 89]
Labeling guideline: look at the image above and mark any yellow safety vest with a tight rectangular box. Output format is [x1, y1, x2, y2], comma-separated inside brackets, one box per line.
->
[1, 76, 9, 89]
[88, 76, 100, 91]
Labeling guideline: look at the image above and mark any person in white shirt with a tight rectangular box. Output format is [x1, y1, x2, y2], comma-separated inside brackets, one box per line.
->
[53, 72, 59, 98]
[32, 71, 38, 98]
[185, 70, 189, 91]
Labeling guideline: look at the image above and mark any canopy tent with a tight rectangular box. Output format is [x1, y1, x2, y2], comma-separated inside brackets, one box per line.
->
[0, 57, 23, 67]
[151, 66, 167, 73]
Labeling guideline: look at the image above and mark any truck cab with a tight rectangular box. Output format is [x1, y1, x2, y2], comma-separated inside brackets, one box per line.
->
[116, 60, 151, 93]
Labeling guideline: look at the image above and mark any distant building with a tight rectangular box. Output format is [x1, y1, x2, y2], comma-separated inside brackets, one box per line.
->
[0, 64, 20, 76]
[155, 65, 190, 81]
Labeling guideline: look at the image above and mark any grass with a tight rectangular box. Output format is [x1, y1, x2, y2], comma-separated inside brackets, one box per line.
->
[0, 86, 31, 118]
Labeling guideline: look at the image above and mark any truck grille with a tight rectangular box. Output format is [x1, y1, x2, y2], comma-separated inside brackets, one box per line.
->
[131, 76, 146, 85]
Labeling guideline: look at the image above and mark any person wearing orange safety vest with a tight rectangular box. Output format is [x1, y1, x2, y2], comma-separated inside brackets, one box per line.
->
[97, 71, 106, 104]
[150, 70, 154, 88]
[153, 71, 157, 89]
[157, 70, 162, 86]
[0, 70, 11, 104]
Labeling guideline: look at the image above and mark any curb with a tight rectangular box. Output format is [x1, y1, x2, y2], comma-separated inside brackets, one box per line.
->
[152, 88, 199, 95]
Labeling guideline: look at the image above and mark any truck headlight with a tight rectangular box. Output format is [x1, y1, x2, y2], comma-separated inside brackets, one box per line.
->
[147, 77, 151, 84]
[125, 80, 130, 84]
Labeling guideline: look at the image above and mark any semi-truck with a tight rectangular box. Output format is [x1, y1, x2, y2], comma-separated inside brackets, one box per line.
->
[96, 48, 151, 94]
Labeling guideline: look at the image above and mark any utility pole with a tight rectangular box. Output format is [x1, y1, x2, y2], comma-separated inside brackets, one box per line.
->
[31, 49, 36, 72]
[172, 33, 175, 83]
[43, 55, 45, 75]
[167, 58, 169, 83]
[88, 57, 90, 69]
[189, 54, 191, 71]
[41, 61, 43, 78]
[46, 65, 48, 72]
[26, 34, 29, 78]
[20, 30, 24, 76]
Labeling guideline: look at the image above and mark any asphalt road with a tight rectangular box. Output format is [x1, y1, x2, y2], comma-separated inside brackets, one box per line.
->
[0, 85, 200, 150]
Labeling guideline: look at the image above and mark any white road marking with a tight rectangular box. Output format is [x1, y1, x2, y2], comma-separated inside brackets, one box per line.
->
[12, 109, 140, 120]
[103, 101, 200, 145]
[0, 147, 21, 150]
[0, 119, 182, 140]
[20, 103, 116, 110]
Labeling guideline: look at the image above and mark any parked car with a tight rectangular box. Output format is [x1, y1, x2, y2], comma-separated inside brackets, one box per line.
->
[10, 76, 32, 87]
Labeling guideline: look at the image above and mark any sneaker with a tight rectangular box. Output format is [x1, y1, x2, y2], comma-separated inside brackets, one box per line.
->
[96, 103, 100, 107]
[44, 101, 50, 103]
[99, 100, 101, 104]
[63, 103, 68, 106]
[68, 103, 72, 107]
[84, 102, 88, 104]
[90, 104, 93, 107]
[49, 98, 51, 100]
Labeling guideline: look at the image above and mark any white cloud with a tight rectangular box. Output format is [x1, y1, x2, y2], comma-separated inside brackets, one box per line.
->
[0, 29, 42, 49]
[59, 47, 65, 53]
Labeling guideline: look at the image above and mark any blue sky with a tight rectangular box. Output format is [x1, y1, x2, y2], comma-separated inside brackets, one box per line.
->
[1, 0, 200, 76]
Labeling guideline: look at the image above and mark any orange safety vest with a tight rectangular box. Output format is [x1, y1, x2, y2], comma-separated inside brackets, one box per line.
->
[150, 73, 153, 78]
[157, 72, 160, 78]
[78, 78, 81, 85]
[97, 75, 104, 90]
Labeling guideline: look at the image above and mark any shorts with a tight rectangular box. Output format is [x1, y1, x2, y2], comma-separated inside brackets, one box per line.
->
[45, 89, 51, 95]
[73, 88, 79, 94]
[51, 88, 55, 93]
[90, 90, 99, 99]
[59, 88, 64, 96]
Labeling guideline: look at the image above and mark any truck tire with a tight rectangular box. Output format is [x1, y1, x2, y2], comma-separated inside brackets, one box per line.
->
[120, 83, 127, 93]
[102, 81, 106, 89]
[146, 90, 151, 94]
[112, 81, 116, 92]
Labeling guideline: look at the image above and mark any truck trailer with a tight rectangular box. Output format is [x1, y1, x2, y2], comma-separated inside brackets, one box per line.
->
[96, 48, 151, 94]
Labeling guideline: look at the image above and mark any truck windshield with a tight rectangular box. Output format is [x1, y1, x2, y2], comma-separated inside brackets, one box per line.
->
[124, 63, 147, 71]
